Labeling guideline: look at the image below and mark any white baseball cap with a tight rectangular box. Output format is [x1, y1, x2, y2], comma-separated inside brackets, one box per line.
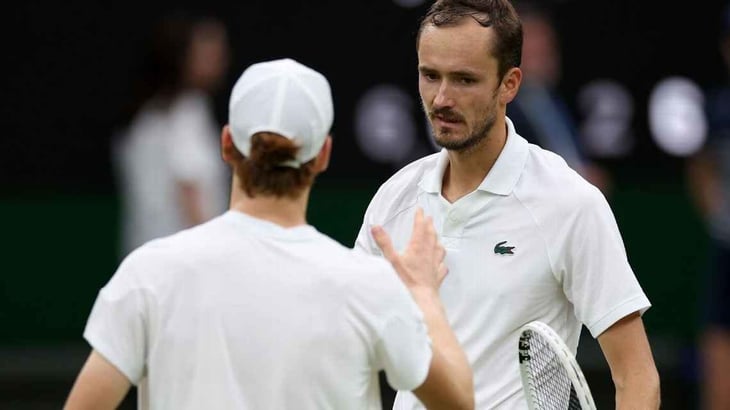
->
[228, 58, 334, 168]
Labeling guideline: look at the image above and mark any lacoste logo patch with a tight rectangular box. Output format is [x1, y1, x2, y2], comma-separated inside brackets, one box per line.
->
[494, 241, 515, 255]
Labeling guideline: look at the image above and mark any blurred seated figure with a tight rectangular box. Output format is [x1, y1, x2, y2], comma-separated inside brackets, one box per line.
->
[507, 1, 612, 196]
[112, 11, 231, 258]
[686, 3, 730, 409]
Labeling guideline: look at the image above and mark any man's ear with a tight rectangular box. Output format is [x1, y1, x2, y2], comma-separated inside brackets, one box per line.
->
[220, 125, 237, 164]
[500, 67, 522, 105]
[313, 136, 332, 174]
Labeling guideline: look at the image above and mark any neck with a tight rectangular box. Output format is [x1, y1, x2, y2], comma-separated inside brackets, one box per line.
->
[442, 118, 508, 203]
[229, 186, 310, 228]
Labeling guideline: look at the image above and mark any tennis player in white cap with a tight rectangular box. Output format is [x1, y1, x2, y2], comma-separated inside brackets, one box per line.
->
[64, 58, 474, 410]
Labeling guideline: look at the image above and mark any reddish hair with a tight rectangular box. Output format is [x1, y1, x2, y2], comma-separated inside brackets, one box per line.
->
[224, 132, 316, 198]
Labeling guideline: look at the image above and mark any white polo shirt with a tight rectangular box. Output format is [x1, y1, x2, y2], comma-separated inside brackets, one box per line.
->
[84, 210, 432, 410]
[355, 117, 651, 409]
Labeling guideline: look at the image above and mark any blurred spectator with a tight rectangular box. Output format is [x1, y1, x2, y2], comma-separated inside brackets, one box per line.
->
[112, 11, 231, 258]
[686, 3, 730, 409]
[507, 1, 612, 196]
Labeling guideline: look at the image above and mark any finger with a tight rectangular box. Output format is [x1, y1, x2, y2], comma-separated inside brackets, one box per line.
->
[411, 208, 425, 241]
[437, 261, 449, 285]
[371, 225, 400, 265]
[415, 206, 424, 220]
[408, 209, 440, 253]
[435, 243, 446, 265]
[424, 215, 436, 248]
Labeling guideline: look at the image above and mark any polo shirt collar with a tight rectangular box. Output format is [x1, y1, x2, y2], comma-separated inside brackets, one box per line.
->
[478, 116, 529, 195]
[418, 148, 450, 194]
[418, 116, 529, 196]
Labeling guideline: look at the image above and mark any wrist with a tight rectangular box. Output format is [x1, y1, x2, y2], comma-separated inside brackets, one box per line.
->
[408, 286, 441, 302]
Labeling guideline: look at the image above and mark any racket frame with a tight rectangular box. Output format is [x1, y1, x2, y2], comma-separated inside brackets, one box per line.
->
[518, 321, 597, 410]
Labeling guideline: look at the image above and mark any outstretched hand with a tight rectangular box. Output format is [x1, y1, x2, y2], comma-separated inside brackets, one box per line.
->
[371, 208, 448, 291]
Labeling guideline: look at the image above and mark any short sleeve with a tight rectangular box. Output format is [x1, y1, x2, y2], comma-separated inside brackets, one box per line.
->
[353, 194, 383, 256]
[354, 219, 381, 256]
[83, 254, 149, 384]
[367, 265, 432, 391]
[562, 190, 651, 338]
[374, 313, 433, 391]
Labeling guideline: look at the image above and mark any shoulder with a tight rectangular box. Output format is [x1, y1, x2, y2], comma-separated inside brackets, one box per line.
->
[339, 250, 414, 311]
[319, 241, 397, 285]
[119, 216, 228, 276]
[376, 152, 439, 195]
[167, 90, 213, 122]
[275, 232, 411, 311]
[517, 143, 607, 218]
[102, 238, 173, 297]
[173, 89, 210, 109]
[118, 230, 194, 275]
[117, 100, 165, 142]
[364, 152, 440, 221]
[312, 239, 402, 291]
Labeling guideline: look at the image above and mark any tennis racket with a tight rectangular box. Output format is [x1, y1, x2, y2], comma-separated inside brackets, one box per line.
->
[518, 321, 596, 410]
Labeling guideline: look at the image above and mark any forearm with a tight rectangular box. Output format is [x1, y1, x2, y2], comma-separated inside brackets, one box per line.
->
[598, 313, 661, 410]
[614, 368, 661, 409]
[411, 287, 468, 372]
[369, 210, 473, 408]
[410, 287, 474, 410]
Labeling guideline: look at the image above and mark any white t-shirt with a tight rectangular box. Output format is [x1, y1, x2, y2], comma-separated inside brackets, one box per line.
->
[355, 117, 651, 409]
[112, 90, 229, 258]
[84, 210, 432, 410]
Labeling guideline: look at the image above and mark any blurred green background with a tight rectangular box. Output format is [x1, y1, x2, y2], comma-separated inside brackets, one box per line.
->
[0, 170, 707, 345]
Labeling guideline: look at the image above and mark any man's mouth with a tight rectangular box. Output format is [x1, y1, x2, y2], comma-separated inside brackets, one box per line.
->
[432, 110, 462, 124]
[434, 114, 460, 124]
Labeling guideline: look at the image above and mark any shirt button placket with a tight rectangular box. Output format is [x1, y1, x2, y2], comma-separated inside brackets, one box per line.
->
[442, 208, 463, 248]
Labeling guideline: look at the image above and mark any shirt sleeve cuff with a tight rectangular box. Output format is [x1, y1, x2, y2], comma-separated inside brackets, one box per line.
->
[587, 294, 651, 338]
[83, 328, 142, 385]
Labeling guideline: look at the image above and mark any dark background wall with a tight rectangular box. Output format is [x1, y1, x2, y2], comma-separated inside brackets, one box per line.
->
[2, 0, 728, 408]
[4, 0, 726, 192]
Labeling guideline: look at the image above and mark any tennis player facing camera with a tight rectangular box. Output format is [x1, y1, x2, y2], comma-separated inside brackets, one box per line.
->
[355, 0, 660, 408]
[64, 58, 473, 410]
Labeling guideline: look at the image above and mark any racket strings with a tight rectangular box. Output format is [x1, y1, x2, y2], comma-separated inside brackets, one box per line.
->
[522, 330, 583, 409]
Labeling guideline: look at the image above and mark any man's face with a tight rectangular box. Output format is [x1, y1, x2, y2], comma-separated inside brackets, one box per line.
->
[417, 18, 504, 152]
[186, 21, 230, 92]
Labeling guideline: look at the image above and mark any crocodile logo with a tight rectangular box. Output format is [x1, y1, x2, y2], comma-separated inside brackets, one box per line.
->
[494, 241, 515, 255]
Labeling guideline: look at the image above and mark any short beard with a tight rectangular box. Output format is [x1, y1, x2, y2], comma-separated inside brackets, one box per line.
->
[433, 109, 496, 153]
